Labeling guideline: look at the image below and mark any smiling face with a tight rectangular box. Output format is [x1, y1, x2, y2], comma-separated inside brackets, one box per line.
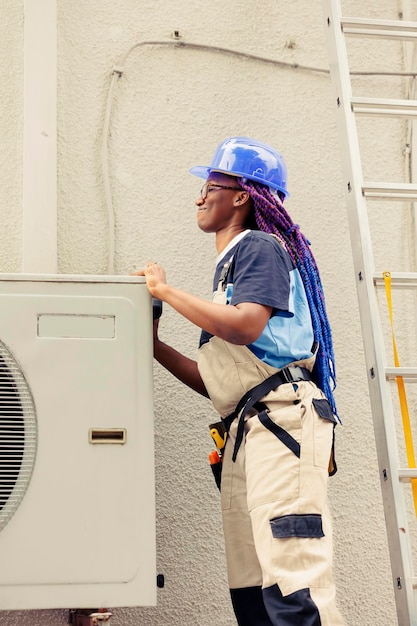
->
[195, 172, 250, 235]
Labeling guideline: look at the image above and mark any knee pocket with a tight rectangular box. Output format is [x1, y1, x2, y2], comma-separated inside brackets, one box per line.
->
[267, 513, 333, 593]
[270, 513, 324, 539]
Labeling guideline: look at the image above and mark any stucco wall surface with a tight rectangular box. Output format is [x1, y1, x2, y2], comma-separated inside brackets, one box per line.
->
[1, 0, 417, 625]
[0, 1, 23, 272]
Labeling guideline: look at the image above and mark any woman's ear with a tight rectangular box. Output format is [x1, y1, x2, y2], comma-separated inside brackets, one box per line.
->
[234, 191, 250, 206]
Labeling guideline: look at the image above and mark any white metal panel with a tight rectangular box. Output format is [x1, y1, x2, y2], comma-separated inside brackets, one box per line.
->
[0, 275, 156, 609]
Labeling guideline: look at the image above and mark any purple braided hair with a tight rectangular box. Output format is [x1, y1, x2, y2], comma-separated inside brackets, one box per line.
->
[239, 178, 339, 420]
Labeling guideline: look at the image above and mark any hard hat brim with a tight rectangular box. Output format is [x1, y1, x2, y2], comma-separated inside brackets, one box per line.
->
[189, 166, 289, 198]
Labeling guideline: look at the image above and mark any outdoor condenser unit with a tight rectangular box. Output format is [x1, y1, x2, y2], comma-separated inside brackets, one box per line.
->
[0, 274, 156, 611]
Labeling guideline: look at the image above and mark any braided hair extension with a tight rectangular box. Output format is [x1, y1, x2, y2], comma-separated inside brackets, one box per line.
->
[238, 178, 339, 421]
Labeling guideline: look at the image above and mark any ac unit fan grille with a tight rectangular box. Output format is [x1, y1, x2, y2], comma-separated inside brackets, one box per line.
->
[0, 343, 37, 532]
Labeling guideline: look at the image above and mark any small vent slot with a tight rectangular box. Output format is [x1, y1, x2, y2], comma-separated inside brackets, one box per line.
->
[89, 428, 126, 444]
[0, 343, 37, 532]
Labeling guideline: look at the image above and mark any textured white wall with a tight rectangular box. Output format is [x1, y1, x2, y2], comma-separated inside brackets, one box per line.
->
[0, 1, 23, 273]
[1, 0, 417, 624]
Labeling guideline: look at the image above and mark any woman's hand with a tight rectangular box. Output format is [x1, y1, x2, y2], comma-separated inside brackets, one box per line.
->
[133, 261, 167, 300]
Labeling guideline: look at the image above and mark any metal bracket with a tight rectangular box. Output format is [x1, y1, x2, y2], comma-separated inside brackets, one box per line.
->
[69, 609, 113, 626]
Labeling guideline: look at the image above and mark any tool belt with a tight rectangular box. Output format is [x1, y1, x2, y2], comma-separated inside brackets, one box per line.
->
[221, 365, 314, 463]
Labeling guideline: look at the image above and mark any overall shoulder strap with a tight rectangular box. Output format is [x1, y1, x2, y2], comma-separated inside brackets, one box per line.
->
[218, 255, 235, 292]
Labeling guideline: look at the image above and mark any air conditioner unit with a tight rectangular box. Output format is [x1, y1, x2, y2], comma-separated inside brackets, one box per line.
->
[0, 274, 156, 611]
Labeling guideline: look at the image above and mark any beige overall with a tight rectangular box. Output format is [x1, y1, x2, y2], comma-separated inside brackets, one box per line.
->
[197, 288, 344, 625]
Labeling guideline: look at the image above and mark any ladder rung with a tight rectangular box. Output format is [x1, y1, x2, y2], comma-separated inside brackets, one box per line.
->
[385, 367, 417, 381]
[362, 183, 417, 200]
[341, 17, 417, 41]
[374, 272, 417, 288]
[351, 97, 417, 117]
[398, 469, 417, 482]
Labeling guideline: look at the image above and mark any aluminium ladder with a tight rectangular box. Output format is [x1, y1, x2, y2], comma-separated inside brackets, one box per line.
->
[323, 1, 417, 625]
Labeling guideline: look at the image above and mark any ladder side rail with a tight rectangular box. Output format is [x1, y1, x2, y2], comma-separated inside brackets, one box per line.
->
[323, 2, 416, 623]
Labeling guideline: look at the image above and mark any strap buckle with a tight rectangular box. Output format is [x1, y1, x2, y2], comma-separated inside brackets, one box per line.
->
[280, 365, 311, 384]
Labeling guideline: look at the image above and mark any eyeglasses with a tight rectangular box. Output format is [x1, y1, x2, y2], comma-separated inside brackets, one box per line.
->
[200, 182, 242, 201]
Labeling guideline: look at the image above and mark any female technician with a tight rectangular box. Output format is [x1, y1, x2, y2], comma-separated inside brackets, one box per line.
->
[138, 137, 344, 626]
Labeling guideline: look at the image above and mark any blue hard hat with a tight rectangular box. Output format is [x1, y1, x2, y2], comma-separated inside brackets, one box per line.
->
[189, 136, 289, 198]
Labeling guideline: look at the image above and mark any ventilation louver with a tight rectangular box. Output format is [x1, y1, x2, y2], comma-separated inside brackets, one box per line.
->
[0, 341, 37, 532]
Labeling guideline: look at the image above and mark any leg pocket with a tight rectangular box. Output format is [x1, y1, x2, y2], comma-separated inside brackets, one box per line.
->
[311, 398, 337, 471]
[245, 399, 302, 509]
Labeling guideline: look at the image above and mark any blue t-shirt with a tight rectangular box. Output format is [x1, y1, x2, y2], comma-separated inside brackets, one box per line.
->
[199, 230, 314, 369]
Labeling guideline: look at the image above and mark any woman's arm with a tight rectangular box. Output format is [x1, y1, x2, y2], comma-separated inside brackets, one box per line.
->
[139, 263, 272, 345]
[153, 322, 208, 397]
